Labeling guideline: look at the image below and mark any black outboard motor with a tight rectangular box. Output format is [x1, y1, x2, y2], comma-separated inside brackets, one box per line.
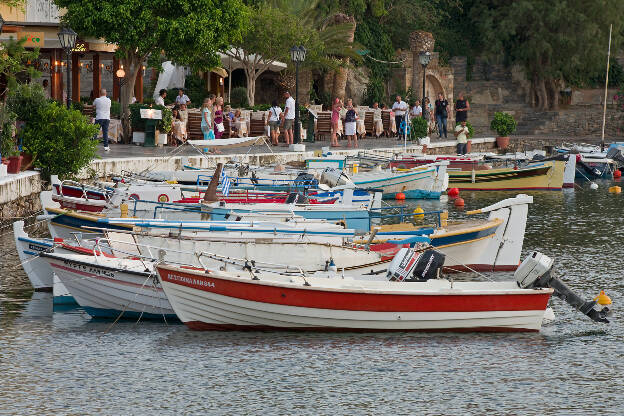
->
[515, 251, 610, 323]
[285, 193, 310, 204]
[387, 248, 445, 282]
[293, 172, 318, 191]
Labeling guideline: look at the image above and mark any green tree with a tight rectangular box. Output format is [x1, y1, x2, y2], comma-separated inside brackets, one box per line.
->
[0, 37, 40, 100]
[224, 4, 319, 106]
[473, 0, 624, 110]
[55, 0, 246, 141]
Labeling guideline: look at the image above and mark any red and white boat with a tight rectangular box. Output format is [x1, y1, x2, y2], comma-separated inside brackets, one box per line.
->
[156, 249, 564, 332]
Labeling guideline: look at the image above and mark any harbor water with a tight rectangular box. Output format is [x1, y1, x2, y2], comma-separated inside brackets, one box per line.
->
[1, 181, 622, 414]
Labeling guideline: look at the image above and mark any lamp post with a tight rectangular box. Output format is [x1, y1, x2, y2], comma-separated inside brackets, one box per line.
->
[57, 27, 78, 109]
[290, 45, 306, 144]
[418, 51, 431, 119]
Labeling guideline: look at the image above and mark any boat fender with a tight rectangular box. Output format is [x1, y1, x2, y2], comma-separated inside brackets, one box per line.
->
[515, 251, 611, 323]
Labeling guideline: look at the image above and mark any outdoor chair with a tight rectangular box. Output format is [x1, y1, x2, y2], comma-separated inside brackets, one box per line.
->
[249, 112, 266, 136]
[222, 117, 233, 139]
[187, 112, 203, 139]
[381, 110, 392, 137]
[364, 112, 375, 138]
[315, 111, 332, 141]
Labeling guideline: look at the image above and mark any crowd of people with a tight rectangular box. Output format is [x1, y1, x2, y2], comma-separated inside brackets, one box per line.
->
[91, 84, 471, 156]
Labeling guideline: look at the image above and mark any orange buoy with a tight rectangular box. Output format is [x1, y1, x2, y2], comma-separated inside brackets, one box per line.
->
[447, 188, 460, 198]
[395, 192, 406, 200]
[454, 197, 465, 207]
[614, 170, 622, 179]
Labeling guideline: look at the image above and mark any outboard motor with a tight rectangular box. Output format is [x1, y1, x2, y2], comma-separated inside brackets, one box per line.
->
[515, 251, 610, 323]
[285, 193, 310, 204]
[321, 168, 353, 188]
[386, 248, 445, 282]
[293, 172, 318, 190]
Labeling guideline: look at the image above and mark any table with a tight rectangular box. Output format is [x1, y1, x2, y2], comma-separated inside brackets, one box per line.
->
[95, 118, 122, 142]
[234, 120, 248, 137]
[172, 120, 187, 142]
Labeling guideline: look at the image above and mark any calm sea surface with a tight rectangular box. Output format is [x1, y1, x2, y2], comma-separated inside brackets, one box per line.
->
[1, 181, 623, 415]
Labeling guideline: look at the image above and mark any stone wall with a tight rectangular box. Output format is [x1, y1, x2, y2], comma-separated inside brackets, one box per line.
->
[0, 172, 43, 225]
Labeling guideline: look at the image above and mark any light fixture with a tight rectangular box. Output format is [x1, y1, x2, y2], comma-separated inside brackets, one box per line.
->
[418, 51, 432, 119]
[116, 68, 125, 78]
[57, 27, 78, 108]
[289, 45, 307, 144]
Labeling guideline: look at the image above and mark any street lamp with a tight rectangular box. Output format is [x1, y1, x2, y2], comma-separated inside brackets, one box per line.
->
[57, 27, 77, 109]
[290, 45, 306, 144]
[418, 51, 432, 119]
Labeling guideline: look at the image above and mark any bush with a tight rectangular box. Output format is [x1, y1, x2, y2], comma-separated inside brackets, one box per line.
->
[230, 87, 248, 108]
[184, 74, 210, 107]
[157, 106, 173, 134]
[489, 112, 516, 136]
[249, 104, 270, 111]
[0, 109, 19, 157]
[111, 101, 121, 118]
[363, 78, 385, 107]
[21, 102, 99, 180]
[409, 116, 429, 140]
[6, 83, 49, 122]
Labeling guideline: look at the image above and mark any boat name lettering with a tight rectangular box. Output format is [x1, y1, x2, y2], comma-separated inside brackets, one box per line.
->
[167, 273, 215, 288]
[28, 243, 47, 252]
[62, 260, 115, 279]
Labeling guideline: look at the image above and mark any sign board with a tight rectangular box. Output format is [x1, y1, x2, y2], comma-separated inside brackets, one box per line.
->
[73, 41, 89, 53]
[140, 109, 162, 120]
[17, 32, 45, 48]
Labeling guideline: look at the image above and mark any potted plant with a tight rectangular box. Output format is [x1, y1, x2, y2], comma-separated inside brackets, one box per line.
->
[490, 112, 517, 149]
[409, 117, 429, 144]
[155, 106, 173, 146]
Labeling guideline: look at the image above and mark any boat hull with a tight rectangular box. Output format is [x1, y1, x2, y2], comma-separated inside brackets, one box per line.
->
[448, 161, 565, 191]
[157, 266, 552, 332]
[45, 253, 176, 321]
[352, 166, 447, 200]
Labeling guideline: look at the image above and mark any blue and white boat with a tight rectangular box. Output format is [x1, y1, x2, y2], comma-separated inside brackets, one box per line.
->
[348, 161, 449, 199]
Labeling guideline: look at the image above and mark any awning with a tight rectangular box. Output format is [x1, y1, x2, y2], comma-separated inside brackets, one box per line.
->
[219, 49, 287, 73]
[211, 67, 228, 78]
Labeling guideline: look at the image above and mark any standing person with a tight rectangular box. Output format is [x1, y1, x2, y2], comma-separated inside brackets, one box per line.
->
[175, 89, 191, 106]
[178, 103, 189, 125]
[282, 91, 296, 146]
[268, 100, 282, 146]
[391, 95, 408, 140]
[93, 89, 111, 152]
[169, 106, 185, 146]
[410, 100, 422, 119]
[344, 98, 358, 148]
[42, 79, 50, 99]
[455, 92, 470, 123]
[155, 89, 167, 106]
[201, 96, 219, 154]
[330, 98, 342, 147]
[213, 96, 225, 139]
[454, 120, 469, 155]
[434, 93, 449, 139]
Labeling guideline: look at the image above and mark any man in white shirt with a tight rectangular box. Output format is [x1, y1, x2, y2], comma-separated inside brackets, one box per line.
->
[282, 91, 296, 145]
[93, 89, 112, 151]
[175, 89, 190, 106]
[410, 100, 422, 118]
[392, 95, 408, 140]
[454, 120, 469, 155]
[155, 89, 166, 106]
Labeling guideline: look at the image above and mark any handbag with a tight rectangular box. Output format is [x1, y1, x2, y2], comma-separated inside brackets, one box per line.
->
[216, 122, 225, 133]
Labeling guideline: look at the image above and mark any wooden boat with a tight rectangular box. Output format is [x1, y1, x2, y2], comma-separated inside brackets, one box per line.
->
[448, 160, 565, 191]
[42, 252, 176, 320]
[155, 248, 556, 332]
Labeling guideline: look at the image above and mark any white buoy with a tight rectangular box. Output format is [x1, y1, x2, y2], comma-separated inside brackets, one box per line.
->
[590, 182, 599, 190]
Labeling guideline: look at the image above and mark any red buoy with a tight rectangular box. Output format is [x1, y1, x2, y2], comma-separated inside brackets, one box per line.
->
[447, 188, 460, 198]
[395, 192, 406, 200]
[614, 170, 622, 179]
[454, 197, 465, 207]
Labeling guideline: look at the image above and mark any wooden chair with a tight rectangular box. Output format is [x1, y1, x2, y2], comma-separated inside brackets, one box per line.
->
[381, 110, 392, 137]
[82, 105, 95, 118]
[364, 112, 375, 138]
[222, 117, 233, 139]
[249, 112, 266, 136]
[187, 111, 203, 139]
[315, 111, 332, 141]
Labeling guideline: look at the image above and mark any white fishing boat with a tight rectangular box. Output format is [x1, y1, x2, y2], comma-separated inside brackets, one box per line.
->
[13, 221, 56, 290]
[155, 249, 610, 332]
[42, 252, 176, 320]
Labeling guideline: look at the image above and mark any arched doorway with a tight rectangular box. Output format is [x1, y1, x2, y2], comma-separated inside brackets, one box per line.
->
[425, 74, 445, 102]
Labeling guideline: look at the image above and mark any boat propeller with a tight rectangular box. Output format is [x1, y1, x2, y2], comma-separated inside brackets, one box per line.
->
[515, 252, 611, 323]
